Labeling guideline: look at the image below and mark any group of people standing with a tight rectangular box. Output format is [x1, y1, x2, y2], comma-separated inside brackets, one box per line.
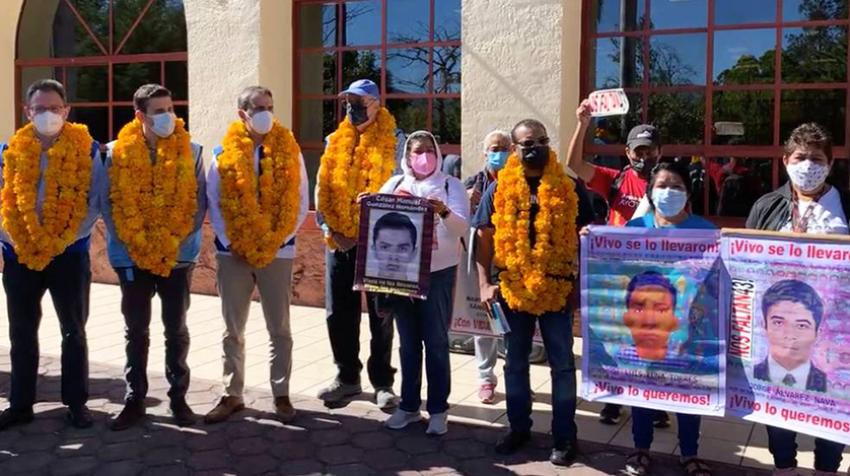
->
[0, 75, 844, 475]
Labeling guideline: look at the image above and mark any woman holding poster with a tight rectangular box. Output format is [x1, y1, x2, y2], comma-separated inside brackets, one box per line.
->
[746, 123, 849, 476]
[620, 161, 715, 476]
[376, 131, 470, 436]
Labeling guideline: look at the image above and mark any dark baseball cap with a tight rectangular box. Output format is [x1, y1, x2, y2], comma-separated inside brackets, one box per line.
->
[627, 125, 660, 149]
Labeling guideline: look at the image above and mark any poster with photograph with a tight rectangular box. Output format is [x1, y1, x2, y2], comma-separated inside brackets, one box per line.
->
[580, 226, 726, 416]
[354, 194, 435, 299]
[724, 230, 850, 444]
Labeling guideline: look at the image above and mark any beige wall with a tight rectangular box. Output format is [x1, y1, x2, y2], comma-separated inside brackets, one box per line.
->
[461, 0, 582, 175]
[0, 0, 25, 141]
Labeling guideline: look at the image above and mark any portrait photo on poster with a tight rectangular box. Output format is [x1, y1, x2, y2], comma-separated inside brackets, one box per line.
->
[366, 209, 424, 283]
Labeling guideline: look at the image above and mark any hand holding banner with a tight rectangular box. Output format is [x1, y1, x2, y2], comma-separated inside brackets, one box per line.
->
[588, 88, 630, 117]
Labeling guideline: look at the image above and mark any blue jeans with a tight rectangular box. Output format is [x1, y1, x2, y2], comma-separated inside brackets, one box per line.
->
[632, 408, 700, 457]
[503, 301, 577, 445]
[766, 425, 844, 471]
[393, 266, 457, 414]
[474, 336, 499, 385]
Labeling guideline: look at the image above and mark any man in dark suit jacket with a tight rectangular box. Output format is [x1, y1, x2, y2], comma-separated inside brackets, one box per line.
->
[754, 279, 828, 393]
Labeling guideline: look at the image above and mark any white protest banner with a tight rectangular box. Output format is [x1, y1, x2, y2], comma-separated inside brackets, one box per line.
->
[589, 88, 630, 117]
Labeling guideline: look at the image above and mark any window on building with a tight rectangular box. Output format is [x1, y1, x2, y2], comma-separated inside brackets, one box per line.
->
[583, 0, 849, 222]
[295, 0, 462, 206]
[16, 0, 189, 144]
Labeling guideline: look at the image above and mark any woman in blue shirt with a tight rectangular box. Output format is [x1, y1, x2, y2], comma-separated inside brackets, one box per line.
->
[624, 160, 714, 476]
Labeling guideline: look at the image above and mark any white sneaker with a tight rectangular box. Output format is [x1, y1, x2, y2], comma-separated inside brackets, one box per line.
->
[384, 409, 421, 430]
[426, 412, 448, 436]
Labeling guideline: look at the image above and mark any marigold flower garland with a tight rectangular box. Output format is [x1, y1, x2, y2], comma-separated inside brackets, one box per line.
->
[109, 118, 197, 277]
[317, 108, 397, 248]
[492, 151, 579, 315]
[1, 122, 93, 271]
[217, 119, 302, 268]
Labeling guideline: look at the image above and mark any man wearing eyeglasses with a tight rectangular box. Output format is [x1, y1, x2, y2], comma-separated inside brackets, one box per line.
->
[0, 79, 105, 431]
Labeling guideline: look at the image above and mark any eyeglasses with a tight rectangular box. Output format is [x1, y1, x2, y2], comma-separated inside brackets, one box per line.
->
[30, 105, 66, 115]
[515, 137, 550, 148]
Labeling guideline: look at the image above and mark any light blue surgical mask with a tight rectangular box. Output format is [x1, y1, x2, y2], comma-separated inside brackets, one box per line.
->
[651, 187, 688, 218]
[486, 150, 509, 171]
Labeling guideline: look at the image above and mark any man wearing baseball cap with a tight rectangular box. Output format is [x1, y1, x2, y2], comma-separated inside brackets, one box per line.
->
[315, 79, 406, 409]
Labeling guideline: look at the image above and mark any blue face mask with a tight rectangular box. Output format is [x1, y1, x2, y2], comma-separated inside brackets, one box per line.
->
[487, 150, 509, 171]
[651, 187, 688, 218]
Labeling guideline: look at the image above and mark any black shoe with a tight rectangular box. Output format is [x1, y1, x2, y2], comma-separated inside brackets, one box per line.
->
[599, 403, 621, 425]
[550, 441, 578, 466]
[0, 407, 34, 431]
[495, 430, 531, 455]
[110, 401, 145, 431]
[653, 410, 670, 429]
[170, 399, 197, 427]
[67, 405, 93, 429]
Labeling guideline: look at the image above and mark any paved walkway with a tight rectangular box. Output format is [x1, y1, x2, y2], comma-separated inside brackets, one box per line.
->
[0, 283, 841, 474]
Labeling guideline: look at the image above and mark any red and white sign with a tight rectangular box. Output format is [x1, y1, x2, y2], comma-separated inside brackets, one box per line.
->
[588, 88, 630, 117]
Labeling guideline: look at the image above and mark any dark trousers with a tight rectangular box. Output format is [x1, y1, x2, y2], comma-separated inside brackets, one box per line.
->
[3, 250, 91, 410]
[325, 247, 395, 387]
[767, 425, 844, 471]
[633, 408, 700, 457]
[116, 265, 193, 403]
[503, 301, 577, 445]
[393, 266, 456, 414]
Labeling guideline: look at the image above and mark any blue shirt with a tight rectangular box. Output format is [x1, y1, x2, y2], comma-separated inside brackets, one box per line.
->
[625, 213, 717, 229]
[100, 141, 207, 270]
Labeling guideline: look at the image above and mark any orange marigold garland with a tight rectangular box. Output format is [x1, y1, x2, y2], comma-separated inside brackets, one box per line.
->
[110, 118, 197, 277]
[492, 151, 579, 315]
[317, 107, 397, 247]
[1, 122, 93, 271]
[217, 119, 302, 268]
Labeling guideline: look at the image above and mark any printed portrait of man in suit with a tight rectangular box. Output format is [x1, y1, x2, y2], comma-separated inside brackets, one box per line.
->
[754, 279, 827, 393]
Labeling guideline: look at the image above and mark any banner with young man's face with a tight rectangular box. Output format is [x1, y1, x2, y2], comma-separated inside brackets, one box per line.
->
[580, 227, 725, 416]
[724, 230, 850, 444]
[355, 194, 434, 299]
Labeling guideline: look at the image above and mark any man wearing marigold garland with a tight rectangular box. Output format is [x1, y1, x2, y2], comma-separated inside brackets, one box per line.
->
[0, 79, 105, 431]
[204, 86, 309, 424]
[315, 79, 405, 408]
[100, 84, 206, 430]
[473, 119, 594, 466]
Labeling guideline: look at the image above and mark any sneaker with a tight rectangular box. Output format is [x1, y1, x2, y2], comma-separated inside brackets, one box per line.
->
[110, 400, 145, 431]
[599, 403, 621, 425]
[426, 412, 448, 436]
[478, 383, 496, 404]
[170, 399, 197, 427]
[67, 405, 93, 429]
[374, 387, 398, 410]
[625, 450, 651, 476]
[550, 440, 578, 467]
[384, 409, 422, 430]
[653, 410, 670, 429]
[0, 407, 34, 431]
[495, 430, 531, 455]
[317, 381, 362, 404]
[203, 396, 244, 424]
[274, 396, 297, 424]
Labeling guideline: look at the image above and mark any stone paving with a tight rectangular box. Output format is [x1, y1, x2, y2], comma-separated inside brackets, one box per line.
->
[0, 352, 770, 476]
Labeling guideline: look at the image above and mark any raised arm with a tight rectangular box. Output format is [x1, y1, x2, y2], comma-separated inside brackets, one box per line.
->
[566, 99, 597, 183]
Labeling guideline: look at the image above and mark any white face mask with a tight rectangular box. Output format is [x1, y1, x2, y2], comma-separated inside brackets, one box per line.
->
[786, 160, 830, 193]
[32, 111, 65, 136]
[651, 187, 688, 218]
[149, 112, 176, 138]
[249, 111, 274, 135]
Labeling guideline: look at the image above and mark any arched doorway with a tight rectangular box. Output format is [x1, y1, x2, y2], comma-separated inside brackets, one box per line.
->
[16, 0, 188, 144]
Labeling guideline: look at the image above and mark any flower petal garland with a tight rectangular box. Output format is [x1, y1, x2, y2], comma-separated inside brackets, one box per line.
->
[1, 122, 93, 271]
[492, 151, 579, 315]
[217, 120, 302, 269]
[317, 108, 397, 247]
[110, 118, 197, 277]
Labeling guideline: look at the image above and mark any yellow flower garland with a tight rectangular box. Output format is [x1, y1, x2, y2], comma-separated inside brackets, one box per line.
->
[1, 122, 93, 271]
[317, 107, 397, 247]
[109, 118, 197, 277]
[218, 119, 302, 268]
[492, 151, 579, 315]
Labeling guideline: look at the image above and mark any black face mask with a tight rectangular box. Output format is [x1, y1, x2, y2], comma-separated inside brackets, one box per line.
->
[346, 102, 369, 126]
[521, 145, 549, 169]
[631, 157, 657, 175]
